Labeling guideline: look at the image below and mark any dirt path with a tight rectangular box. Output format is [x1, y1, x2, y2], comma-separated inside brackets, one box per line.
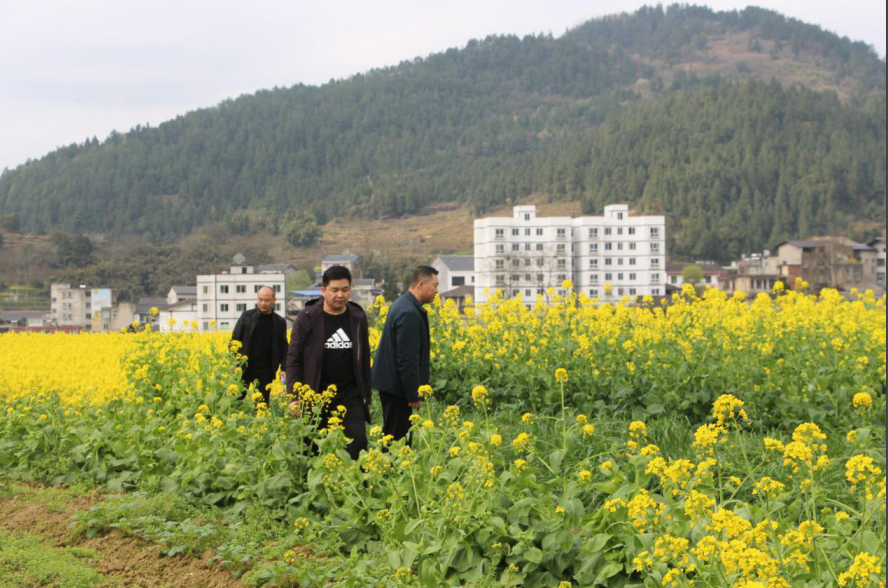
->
[0, 487, 246, 588]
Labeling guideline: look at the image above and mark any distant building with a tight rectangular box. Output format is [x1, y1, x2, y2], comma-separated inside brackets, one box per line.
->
[166, 285, 197, 306]
[134, 297, 169, 326]
[0, 311, 51, 333]
[196, 254, 286, 332]
[725, 251, 780, 295]
[50, 284, 133, 331]
[867, 237, 886, 287]
[158, 299, 199, 332]
[258, 264, 298, 278]
[474, 204, 665, 304]
[666, 262, 728, 290]
[321, 254, 359, 273]
[433, 255, 475, 293]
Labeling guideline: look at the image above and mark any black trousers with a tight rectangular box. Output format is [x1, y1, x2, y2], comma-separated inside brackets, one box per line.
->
[380, 391, 414, 444]
[242, 367, 275, 405]
[319, 393, 368, 460]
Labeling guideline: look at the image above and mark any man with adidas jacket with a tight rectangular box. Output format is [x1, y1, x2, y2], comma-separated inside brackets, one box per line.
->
[286, 265, 371, 460]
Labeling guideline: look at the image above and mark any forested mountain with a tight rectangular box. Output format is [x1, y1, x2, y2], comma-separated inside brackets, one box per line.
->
[0, 4, 884, 260]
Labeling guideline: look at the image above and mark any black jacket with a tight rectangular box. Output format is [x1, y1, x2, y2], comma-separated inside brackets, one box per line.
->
[286, 298, 372, 418]
[231, 308, 288, 375]
[371, 292, 430, 403]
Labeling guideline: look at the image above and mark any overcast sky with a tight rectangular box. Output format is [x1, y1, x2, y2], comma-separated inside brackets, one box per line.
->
[1, 1, 884, 172]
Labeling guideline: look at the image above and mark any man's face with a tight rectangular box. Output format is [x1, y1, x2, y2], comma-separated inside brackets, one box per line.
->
[257, 288, 276, 314]
[321, 279, 351, 312]
[416, 274, 439, 304]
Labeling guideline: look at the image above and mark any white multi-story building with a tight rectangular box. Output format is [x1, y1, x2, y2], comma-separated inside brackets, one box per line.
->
[474, 204, 666, 304]
[50, 283, 134, 331]
[196, 254, 286, 332]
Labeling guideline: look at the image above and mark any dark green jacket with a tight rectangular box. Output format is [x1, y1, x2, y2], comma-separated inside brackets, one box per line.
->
[371, 292, 430, 402]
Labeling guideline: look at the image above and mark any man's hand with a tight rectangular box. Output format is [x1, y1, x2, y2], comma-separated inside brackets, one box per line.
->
[408, 400, 422, 410]
[289, 400, 301, 418]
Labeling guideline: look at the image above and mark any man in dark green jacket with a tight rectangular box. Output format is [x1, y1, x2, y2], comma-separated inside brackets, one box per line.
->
[372, 266, 439, 441]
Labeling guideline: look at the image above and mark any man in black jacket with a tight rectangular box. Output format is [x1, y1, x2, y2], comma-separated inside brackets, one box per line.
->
[286, 265, 372, 460]
[231, 286, 289, 405]
[372, 265, 439, 442]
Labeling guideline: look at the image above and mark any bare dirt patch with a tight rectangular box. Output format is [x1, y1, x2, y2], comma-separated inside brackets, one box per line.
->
[0, 490, 245, 588]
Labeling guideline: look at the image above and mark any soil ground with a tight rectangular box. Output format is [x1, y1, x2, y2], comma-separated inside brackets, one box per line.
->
[0, 483, 245, 588]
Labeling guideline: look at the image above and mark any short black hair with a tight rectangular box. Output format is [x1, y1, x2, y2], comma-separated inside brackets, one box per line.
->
[410, 265, 439, 286]
[322, 265, 352, 286]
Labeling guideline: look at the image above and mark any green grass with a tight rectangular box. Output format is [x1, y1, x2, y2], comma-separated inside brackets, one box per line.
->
[0, 527, 104, 588]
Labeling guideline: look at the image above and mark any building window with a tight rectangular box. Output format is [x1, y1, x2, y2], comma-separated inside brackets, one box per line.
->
[590, 289, 598, 297]
[605, 228, 612, 236]
[589, 243, 598, 253]
[629, 288, 637, 295]
[557, 259, 567, 269]
[495, 228, 504, 239]
[629, 242, 636, 250]
[589, 228, 598, 238]
[705, 276, 712, 284]
[524, 258, 531, 267]
[618, 287, 625, 295]
[220, 322, 229, 329]
[525, 228, 531, 236]
[629, 258, 636, 266]
[589, 259, 598, 269]
[651, 243, 660, 252]
[617, 228, 623, 235]
[652, 288, 660, 296]
[605, 258, 613, 266]
[275, 303, 281, 311]
[590, 273, 599, 283]
[512, 243, 520, 251]
[495, 275, 505, 285]
[536, 243, 543, 251]
[651, 258, 660, 268]
[605, 243, 613, 251]
[651, 227, 660, 237]
[628, 227, 635, 235]
[496, 244, 504, 254]
[671, 276, 678, 284]
[618, 258, 624, 266]
[202, 303, 208, 311]
[617, 243, 624, 250]
[512, 228, 519, 236]
[220, 285, 229, 294]
[452, 276, 465, 287]
[557, 274, 567, 282]
[525, 289, 532, 297]
[556, 228, 566, 239]
[220, 303, 229, 312]
[536, 228, 544, 236]
[202, 286, 209, 294]
[617, 212, 624, 220]
[556, 244, 566, 253]
[236, 303, 247, 312]
[605, 273, 613, 281]
[536, 258, 544, 267]
[512, 259, 521, 268]
[236, 285, 246, 293]
[524, 214, 530, 221]
[273, 285, 281, 293]
[203, 322, 209, 330]
[629, 273, 636, 281]
[617, 273, 624, 280]
[651, 274, 660, 284]
[495, 259, 505, 269]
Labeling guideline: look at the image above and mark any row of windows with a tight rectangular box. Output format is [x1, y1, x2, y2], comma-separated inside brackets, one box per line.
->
[208, 284, 283, 295]
[494, 226, 662, 239]
[589, 258, 661, 268]
[494, 242, 662, 255]
[495, 258, 570, 269]
[588, 287, 661, 297]
[202, 303, 282, 312]
[586, 273, 661, 283]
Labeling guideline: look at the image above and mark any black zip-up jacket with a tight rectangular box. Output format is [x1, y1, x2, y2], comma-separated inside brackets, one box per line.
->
[231, 308, 288, 374]
[371, 291, 430, 403]
[286, 298, 372, 420]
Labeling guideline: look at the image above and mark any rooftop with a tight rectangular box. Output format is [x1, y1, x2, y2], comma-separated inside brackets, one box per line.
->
[435, 255, 474, 271]
[322, 254, 359, 263]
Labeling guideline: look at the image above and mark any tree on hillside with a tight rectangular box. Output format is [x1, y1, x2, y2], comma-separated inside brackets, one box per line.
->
[51, 233, 95, 269]
[284, 213, 322, 248]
